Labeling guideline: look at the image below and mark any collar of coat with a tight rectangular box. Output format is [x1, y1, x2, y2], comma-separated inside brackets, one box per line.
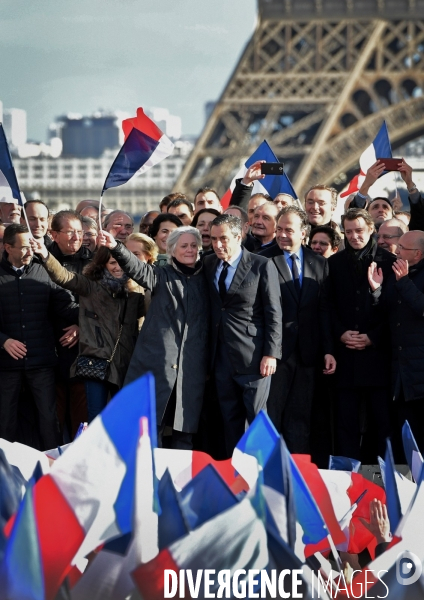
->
[49, 242, 93, 262]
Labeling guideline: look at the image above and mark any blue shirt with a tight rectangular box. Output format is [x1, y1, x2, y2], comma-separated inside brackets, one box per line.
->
[214, 247, 243, 293]
[283, 246, 303, 287]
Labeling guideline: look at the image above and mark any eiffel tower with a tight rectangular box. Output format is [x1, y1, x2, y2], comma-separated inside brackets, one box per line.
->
[176, 0, 424, 199]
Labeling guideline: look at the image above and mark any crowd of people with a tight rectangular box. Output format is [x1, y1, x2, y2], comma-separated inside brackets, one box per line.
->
[0, 157, 423, 466]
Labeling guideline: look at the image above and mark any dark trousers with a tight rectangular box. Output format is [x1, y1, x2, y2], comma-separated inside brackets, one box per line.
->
[215, 342, 271, 458]
[336, 386, 391, 461]
[0, 368, 61, 450]
[267, 350, 315, 454]
[395, 391, 424, 458]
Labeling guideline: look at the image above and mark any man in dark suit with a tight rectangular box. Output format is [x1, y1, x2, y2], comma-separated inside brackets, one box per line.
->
[203, 214, 282, 457]
[326, 208, 396, 461]
[260, 205, 336, 453]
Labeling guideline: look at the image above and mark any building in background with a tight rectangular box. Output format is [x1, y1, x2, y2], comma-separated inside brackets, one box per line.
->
[3, 108, 27, 149]
[13, 139, 194, 216]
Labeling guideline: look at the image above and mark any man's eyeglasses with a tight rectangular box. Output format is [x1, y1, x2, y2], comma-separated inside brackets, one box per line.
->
[59, 230, 84, 238]
[398, 244, 419, 251]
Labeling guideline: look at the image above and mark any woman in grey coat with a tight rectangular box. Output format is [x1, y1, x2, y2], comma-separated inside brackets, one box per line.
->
[99, 226, 210, 449]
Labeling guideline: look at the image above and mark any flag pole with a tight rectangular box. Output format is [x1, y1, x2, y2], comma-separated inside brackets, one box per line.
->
[98, 190, 105, 232]
[20, 193, 34, 239]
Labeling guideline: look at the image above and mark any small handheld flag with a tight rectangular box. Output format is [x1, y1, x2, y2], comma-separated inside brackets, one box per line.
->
[340, 120, 392, 198]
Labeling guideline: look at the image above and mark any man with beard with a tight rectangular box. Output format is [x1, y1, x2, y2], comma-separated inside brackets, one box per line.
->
[325, 208, 395, 461]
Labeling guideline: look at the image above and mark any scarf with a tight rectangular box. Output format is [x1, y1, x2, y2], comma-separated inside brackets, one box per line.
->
[99, 268, 129, 295]
[345, 235, 376, 279]
[172, 257, 199, 276]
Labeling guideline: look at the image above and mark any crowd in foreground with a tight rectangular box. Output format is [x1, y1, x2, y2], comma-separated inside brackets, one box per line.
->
[0, 156, 423, 466]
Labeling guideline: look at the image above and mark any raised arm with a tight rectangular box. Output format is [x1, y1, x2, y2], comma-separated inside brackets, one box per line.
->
[98, 231, 158, 291]
[30, 238, 91, 297]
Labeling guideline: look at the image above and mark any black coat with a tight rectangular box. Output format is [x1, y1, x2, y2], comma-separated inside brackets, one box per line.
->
[203, 247, 282, 374]
[259, 244, 333, 365]
[326, 244, 396, 388]
[0, 255, 78, 371]
[379, 259, 424, 402]
[230, 178, 253, 211]
[49, 242, 93, 379]
[111, 242, 210, 433]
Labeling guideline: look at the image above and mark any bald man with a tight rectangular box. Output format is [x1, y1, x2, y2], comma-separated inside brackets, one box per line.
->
[369, 229, 424, 454]
[376, 218, 408, 255]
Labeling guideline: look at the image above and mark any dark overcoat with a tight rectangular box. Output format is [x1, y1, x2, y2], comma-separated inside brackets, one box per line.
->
[380, 259, 424, 402]
[111, 242, 210, 433]
[326, 244, 396, 388]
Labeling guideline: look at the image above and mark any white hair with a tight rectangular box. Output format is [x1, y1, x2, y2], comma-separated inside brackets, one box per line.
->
[166, 226, 202, 263]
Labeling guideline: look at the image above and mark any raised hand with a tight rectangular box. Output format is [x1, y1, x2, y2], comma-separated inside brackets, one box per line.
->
[398, 159, 414, 189]
[368, 261, 383, 291]
[358, 161, 386, 196]
[241, 160, 266, 185]
[393, 258, 409, 281]
[29, 237, 48, 259]
[98, 230, 118, 249]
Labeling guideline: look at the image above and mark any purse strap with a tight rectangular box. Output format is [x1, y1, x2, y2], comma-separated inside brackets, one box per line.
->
[108, 295, 128, 363]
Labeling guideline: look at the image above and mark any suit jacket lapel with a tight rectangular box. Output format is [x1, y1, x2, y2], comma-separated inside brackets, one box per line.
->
[273, 253, 299, 303]
[225, 248, 252, 303]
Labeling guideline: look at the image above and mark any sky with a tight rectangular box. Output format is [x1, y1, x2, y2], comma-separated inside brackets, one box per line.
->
[0, 0, 257, 142]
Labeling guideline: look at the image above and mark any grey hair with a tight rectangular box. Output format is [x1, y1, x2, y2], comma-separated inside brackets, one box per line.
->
[166, 226, 202, 263]
[103, 209, 134, 229]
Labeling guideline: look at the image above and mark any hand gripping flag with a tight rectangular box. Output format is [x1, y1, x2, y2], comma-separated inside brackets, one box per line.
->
[102, 108, 174, 192]
[340, 120, 392, 198]
[220, 140, 299, 208]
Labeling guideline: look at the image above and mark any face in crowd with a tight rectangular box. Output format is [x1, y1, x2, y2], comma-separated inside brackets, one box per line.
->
[276, 211, 306, 254]
[0, 203, 22, 225]
[273, 193, 294, 211]
[24, 202, 49, 240]
[105, 256, 124, 279]
[80, 205, 99, 222]
[194, 190, 222, 214]
[310, 231, 339, 258]
[251, 203, 278, 244]
[4, 232, 33, 268]
[344, 217, 374, 250]
[304, 188, 335, 227]
[247, 195, 267, 224]
[52, 217, 84, 255]
[194, 211, 218, 250]
[126, 239, 153, 263]
[376, 219, 406, 255]
[0, 224, 5, 254]
[154, 220, 179, 254]
[82, 224, 98, 253]
[172, 233, 199, 267]
[168, 202, 193, 226]
[139, 211, 160, 235]
[396, 231, 424, 266]
[368, 198, 393, 229]
[210, 223, 242, 263]
[105, 211, 134, 243]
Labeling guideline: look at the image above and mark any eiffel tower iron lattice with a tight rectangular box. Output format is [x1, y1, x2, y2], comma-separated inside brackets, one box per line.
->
[176, 0, 424, 200]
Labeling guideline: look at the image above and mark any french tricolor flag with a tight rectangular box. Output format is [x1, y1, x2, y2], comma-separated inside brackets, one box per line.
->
[340, 121, 392, 198]
[102, 107, 174, 192]
[220, 140, 298, 209]
[0, 123, 25, 206]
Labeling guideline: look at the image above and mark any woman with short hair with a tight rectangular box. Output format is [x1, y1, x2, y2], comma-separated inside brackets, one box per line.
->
[98, 226, 210, 450]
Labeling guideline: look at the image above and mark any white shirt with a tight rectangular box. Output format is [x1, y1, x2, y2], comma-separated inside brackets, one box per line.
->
[214, 247, 243, 293]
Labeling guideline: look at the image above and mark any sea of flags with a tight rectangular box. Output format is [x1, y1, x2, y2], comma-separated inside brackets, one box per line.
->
[0, 373, 423, 600]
